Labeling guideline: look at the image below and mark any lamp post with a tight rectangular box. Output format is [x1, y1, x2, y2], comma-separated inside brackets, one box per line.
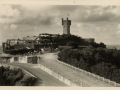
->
[77, 60, 80, 86]
[0, 58, 2, 66]
[77, 61, 83, 87]
[50, 42, 53, 52]
[40, 56, 41, 64]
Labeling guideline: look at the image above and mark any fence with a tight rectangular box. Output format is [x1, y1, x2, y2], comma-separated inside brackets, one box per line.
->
[37, 62, 88, 87]
[56, 59, 120, 87]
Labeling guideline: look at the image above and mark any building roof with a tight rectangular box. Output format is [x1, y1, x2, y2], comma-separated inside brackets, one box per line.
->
[23, 36, 38, 40]
[7, 39, 18, 41]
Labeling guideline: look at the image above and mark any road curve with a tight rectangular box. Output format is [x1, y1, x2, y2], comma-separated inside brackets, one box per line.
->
[2, 62, 67, 86]
[39, 53, 115, 87]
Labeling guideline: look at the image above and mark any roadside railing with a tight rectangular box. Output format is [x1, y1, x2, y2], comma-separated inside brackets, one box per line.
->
[37, 61, 89, 87]
[56, 59, 120, 87]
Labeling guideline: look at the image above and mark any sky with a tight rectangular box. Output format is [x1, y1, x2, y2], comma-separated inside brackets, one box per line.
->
[1, 5, 120, 45]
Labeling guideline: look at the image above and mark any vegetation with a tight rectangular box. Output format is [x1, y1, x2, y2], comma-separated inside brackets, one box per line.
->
[20, 76, 37, 86]
[52, 34, 84, 46]
[58, 45, 120, 83]
[52, 34, 106, 48]
[0, 66, 37, 86]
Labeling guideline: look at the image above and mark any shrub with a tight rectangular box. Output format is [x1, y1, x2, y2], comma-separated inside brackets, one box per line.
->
[20, 76, 37, 86]
[0, 66, 37, 86]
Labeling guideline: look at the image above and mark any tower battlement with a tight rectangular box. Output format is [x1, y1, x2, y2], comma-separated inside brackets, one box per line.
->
[62, 17, 71, 35]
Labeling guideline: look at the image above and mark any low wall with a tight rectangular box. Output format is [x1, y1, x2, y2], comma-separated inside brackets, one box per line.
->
[19, 56, 27, 63]
[38, 63, 88, 87]
[9, 56, 38, 64]
[56, 59, 120, 87]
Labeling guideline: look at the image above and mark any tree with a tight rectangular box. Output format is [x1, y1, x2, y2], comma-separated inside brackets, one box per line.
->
[79, 58, 88, 70]
[67, 41, 78, 49]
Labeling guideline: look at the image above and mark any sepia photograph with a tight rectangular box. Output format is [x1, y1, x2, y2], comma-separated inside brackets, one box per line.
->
[0, 2, 120, 87]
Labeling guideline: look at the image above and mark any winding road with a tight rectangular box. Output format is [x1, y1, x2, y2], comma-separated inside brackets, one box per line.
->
[38, 53, 115, 87]
[0, 52, 117, 86]
[1, 62, 67, 86]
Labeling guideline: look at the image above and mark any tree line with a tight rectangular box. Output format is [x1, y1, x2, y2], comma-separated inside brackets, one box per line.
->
[58, 45, 120, 83]
[52, 35, 106, 48]
[0, 66, 37, 86]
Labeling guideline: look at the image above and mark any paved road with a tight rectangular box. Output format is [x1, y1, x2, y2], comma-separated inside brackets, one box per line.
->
[39, 53, 115, 87]
[1, 62, 67, 86]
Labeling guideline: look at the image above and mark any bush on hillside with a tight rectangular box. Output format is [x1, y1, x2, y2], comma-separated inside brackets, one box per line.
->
[20, 76, 37, 86]
[0, 66, 37, 86]
[58, 46, 120, 83]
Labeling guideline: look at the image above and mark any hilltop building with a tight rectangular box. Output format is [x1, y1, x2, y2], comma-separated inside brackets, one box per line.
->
[2, 17, 96, 54]
[62, 17, 71, 35]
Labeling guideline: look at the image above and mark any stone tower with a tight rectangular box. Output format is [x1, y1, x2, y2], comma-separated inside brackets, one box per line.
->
[62, 17, 71, 35]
